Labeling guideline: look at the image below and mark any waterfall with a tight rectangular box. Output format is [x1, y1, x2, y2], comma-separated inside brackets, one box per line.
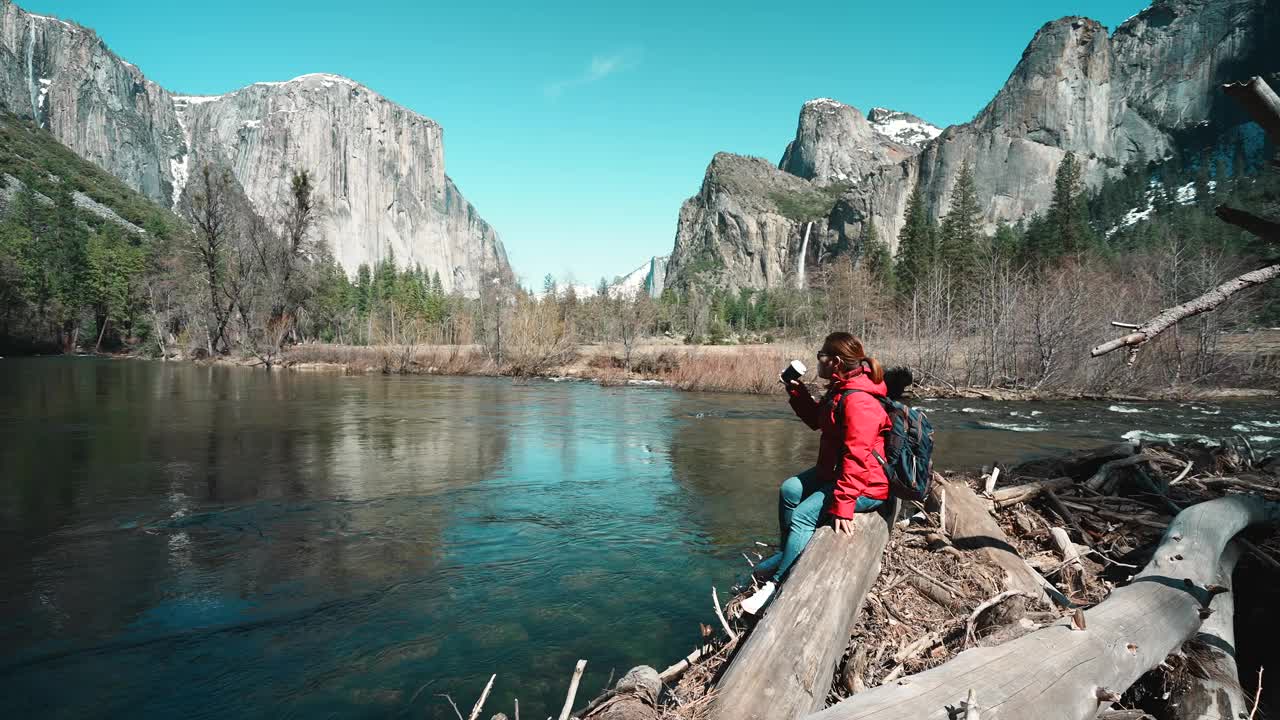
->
[26, 19, 38, 123]
[796, 221, 812, 289]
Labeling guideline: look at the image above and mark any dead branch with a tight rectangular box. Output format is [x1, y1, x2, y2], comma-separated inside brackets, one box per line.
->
[1216, 205, 1280, 242]
[711, 587, 737, 643]
[438, 694, 466, 720]
[1223, 77, 1280, 148]
[1092, 262, 1280, 360]
[964, 591, 1028, 646]
[805, 495, 1280, 720]
[993, 477, 1076, 508]
[559, 660, 587, 720]
[468, 674, 497, 720]
[964, 688, 980, 720]
[1248, 667, 1263, 720]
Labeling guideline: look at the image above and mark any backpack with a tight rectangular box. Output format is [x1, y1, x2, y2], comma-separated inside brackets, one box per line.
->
[832, 389, 934, 502]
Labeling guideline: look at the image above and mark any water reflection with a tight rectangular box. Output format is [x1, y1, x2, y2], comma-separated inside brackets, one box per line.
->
[0, 359, 1275, 719]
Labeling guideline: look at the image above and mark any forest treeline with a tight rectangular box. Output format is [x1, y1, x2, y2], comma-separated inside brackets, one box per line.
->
[0, 110, 1276, 390]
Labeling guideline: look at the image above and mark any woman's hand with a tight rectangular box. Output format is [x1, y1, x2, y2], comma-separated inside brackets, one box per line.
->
[833, 516, 855, 536]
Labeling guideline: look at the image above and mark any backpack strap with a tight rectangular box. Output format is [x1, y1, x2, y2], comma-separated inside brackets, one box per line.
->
[827, 388, 858, 427]
[832, 388, 892, 471]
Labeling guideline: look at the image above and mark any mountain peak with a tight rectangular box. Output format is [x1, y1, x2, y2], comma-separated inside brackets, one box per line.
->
[867, 107, 942, 147]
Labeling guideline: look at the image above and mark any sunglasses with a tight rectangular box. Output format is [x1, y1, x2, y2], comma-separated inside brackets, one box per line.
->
[816, 351, 836, 362]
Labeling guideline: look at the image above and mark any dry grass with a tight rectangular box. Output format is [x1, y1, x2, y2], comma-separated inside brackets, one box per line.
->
[277, 333, 1278, 399]
[284, 343, 494, 375]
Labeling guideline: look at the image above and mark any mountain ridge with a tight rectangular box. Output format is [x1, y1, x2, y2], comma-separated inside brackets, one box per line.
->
[0, 0, 512, 296]
[665, 0, 1280, 293]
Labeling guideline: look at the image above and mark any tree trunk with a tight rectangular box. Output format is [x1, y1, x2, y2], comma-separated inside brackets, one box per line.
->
[930, 475, 1051, 608]
[1172, 542, 1247, 720]
[710, 501, 898, 720]
[993, 477, 1076, 508]
[1009, 442, 1136, 482]
[804, 495, 1280, 720]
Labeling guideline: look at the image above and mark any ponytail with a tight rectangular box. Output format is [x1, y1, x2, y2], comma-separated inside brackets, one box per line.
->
[822, 331, 884, 383]
[864, 356, 884, 384]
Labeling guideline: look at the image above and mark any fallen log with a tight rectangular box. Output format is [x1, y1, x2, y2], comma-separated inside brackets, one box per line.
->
[1086, 454, 1157, 492]
[1010, 443, 1136, 482]
[710, 502, 898, 720]
[1173, 542, 1246, 720]
[993, 477, 1075, 508]
[804, 495, 1280, 720]
[929, 475, 1051, 608]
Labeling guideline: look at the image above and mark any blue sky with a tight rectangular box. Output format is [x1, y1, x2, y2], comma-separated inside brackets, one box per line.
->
[24, 0, 1149, 288]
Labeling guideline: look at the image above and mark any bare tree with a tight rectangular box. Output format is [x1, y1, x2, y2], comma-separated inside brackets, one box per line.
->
[186, 164, 238, 355]
[617, 290, 657, 371]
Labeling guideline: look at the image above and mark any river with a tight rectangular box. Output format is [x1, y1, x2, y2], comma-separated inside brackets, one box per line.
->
[1, 358, 1275, 719]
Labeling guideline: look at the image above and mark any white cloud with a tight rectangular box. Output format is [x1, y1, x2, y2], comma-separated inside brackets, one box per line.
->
[545, 50, 640, 98]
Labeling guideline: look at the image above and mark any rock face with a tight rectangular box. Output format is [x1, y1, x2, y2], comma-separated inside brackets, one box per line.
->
[0, 0, 511, 295]
[668, 0, 1280, 292]
[779, 99, 917, 184]
[666, 153, 843, 291]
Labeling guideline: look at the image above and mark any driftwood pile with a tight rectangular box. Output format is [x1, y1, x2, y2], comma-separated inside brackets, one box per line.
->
[549, 437, 1280, 720]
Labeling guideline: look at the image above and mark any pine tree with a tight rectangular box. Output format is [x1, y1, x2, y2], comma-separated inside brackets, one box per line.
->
[1038, 152, 1096, 261]
[1194, 148, 1212, 210]
[992, 222, 1019, 263]
[939, 160, 982, 284]
[860, 221, 892, 289]
[1233, 137, 1248, 188]
[893, 186, 936, 296]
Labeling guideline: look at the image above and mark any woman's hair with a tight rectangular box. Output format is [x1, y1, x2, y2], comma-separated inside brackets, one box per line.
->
[822, 332, 884, 384]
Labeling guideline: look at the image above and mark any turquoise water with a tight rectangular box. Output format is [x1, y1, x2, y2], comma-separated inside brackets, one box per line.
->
[0, 358, 1275, 719]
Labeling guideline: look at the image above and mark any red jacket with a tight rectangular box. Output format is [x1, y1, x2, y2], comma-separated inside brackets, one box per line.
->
[787, 367, 891, 518]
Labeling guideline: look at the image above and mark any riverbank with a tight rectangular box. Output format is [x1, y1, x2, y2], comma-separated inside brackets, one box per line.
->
[269, 342, 1277, 402]
[19, 340, 1274, 401]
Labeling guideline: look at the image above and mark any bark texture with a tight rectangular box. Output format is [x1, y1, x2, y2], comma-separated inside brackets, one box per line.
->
[710, 501, 898, 720]
[805, 496, 1280, 720]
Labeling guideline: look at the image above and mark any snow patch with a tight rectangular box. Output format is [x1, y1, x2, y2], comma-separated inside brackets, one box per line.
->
[172, 94, 224, 105]
[804, 97, 846, 110]
[868, 108, 942, 147]
[253, 73, 359, 89]
[1107, 180, 1219, 237]
[27, 13, 75, 30]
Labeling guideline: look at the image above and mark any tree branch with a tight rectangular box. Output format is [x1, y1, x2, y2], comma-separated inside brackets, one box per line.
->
[1091, 262, 1280, 359]
[1223, 77, 1280, 149]
[1216, 205, 1280, 243]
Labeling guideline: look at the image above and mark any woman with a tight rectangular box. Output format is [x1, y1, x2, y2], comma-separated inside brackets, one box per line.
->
[740, 332, 890, 615]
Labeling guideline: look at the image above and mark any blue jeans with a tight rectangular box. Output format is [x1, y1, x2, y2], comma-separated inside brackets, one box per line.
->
[772, 467, 884, 582]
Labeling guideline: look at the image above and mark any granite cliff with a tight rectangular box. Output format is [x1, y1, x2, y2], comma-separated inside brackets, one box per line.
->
[0, 0, 511, 295]
[667, 0, 1280, 292]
